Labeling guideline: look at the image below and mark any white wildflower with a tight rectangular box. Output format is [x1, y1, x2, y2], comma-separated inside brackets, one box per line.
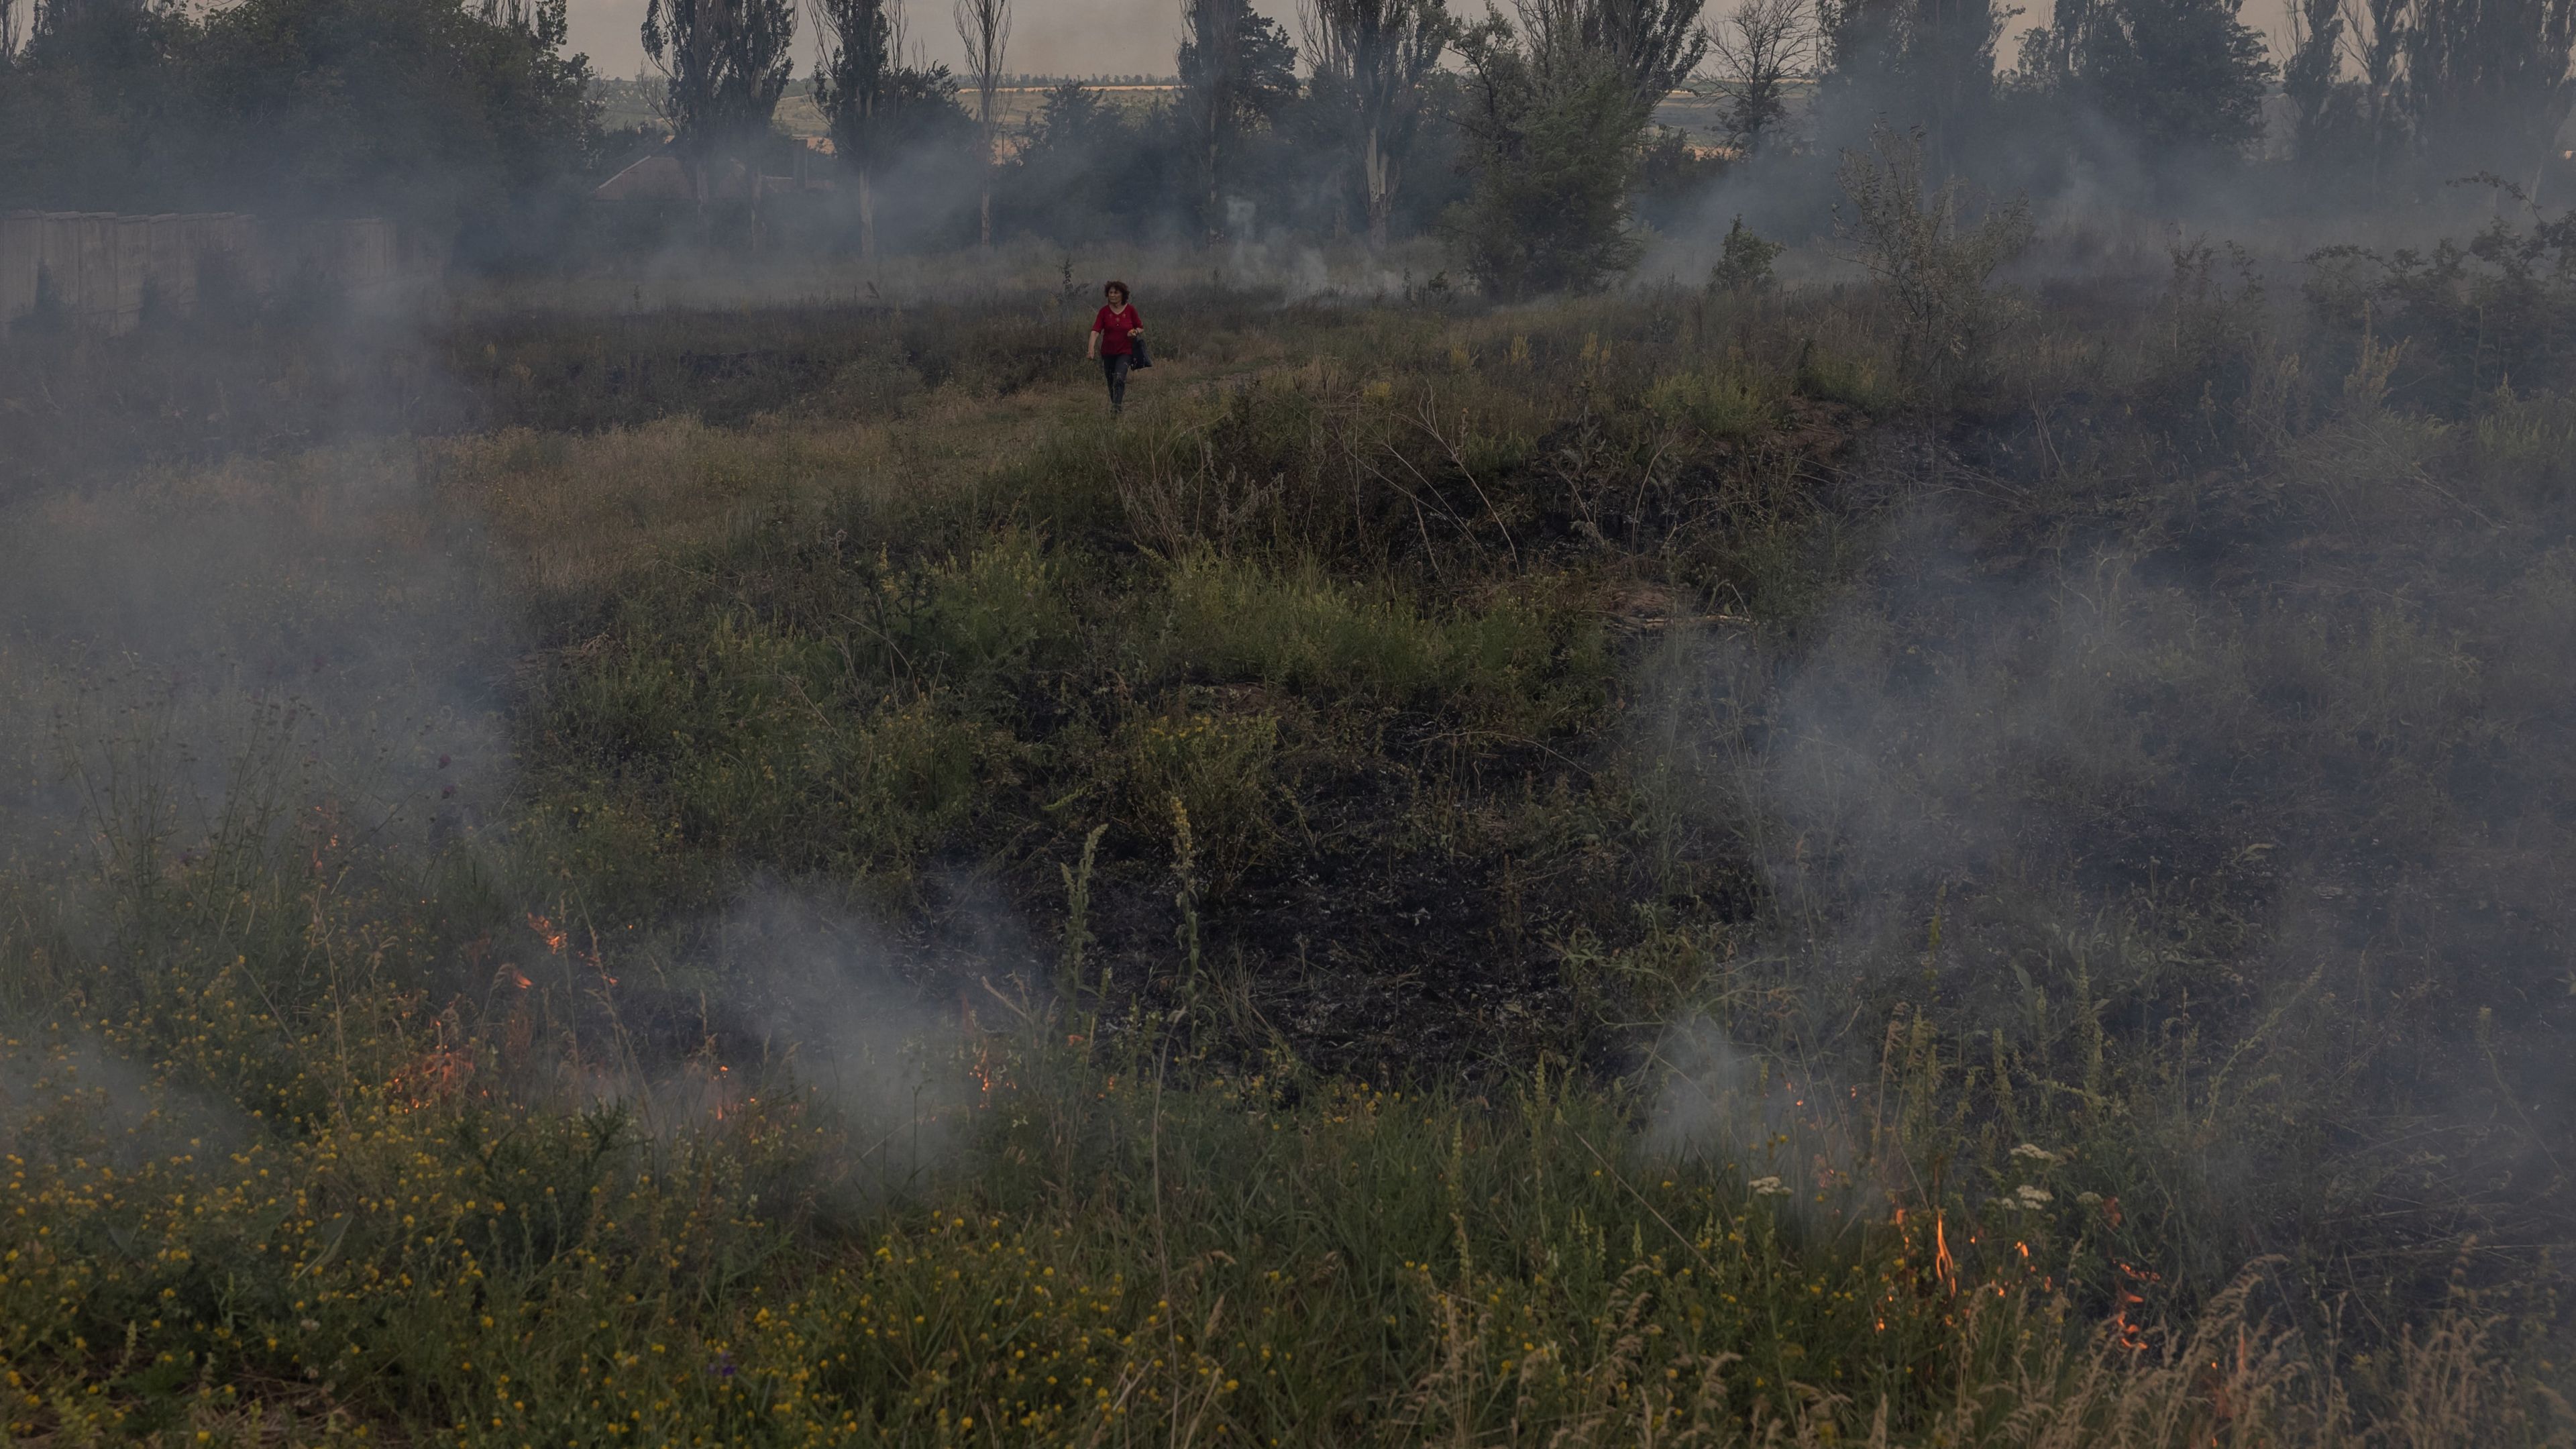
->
[2010, 1143, 2059, 1164]
[2015, 1184, 2053, 1208]
[1749, 1175, 1792, 1197]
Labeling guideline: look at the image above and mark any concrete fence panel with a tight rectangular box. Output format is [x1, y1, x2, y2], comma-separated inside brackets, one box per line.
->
[0, 214, 38, 325]
[1, 211, 409, 336]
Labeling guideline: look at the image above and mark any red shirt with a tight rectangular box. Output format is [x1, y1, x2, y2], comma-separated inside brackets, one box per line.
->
[1094, 303, 1140, 356]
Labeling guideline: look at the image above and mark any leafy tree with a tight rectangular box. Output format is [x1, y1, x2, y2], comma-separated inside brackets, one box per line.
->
[999, 80, 1125, 238]
[641, 0, 793, 196]
[812, 0, 896, 256]
[1834, 122, 2031, 398]
[2400, 0, 2576, 186]
[2283, 0, 2348, 163]
[1448, 11, 1646, 296]
[1517, 0, 1710, 107]
[0, 0, 175, 208]
[1177, 0, 1297, 237]
[1301, 0, 1450, 247]
[1708, 213, 1782, 290]
[1000, 81, 1116, 239]
[1633, 121, 1725, 228]
[1815, 0, 2006, 176]
[812, 0, 973, 257]
[0, 0, 594, 241]
[193, 0, 592, 225]
[2017, 0, 2271, 160]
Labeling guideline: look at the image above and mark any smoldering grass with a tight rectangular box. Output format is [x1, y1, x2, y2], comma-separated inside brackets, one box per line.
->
[5, 231, 2576, 1442]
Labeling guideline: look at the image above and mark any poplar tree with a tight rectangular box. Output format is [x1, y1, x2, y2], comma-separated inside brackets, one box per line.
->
[813, 0, 896, 258]
[2402, 0, 2576, 188]
[1303, 0, 1451, 247]
[641, 0, 794, 201]
[2017, 0, 2271, 160]
[1816, 0, 2005, 175]
[953, 0, 1009, 248]
[1177, 0, 1297, 239]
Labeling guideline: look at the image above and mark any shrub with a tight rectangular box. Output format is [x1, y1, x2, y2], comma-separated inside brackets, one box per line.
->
[1835, 123, 2033, 402]
[1709, 215, 1785, 294]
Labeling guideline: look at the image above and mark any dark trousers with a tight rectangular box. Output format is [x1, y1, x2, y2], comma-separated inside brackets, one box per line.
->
[1102, 352, 1132, 413]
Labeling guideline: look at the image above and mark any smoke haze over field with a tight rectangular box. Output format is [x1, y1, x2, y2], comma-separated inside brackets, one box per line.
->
[0, 449, 520, 871]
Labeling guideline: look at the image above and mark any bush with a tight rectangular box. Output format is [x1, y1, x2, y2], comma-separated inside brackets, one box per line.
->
[1835, 123, 2033, 402]
[1709, 215, 1786, 294]
[1446, 30, 1649, 299]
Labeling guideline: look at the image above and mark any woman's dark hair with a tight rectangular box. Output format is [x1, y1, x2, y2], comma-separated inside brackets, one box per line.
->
[1103, 280, 1130, 301]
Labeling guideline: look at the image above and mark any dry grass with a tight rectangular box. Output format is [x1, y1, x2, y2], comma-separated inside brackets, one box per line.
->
[3, 229, 2573, 1441]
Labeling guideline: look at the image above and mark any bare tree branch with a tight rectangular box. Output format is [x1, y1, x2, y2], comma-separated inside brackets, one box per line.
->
[1708, 0, 1809, 154]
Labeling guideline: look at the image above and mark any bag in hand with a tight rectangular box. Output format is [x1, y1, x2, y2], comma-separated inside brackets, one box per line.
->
[1130, 333, 1152, 369]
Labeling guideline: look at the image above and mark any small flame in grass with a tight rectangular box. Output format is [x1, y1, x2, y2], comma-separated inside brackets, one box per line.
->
[2112, 1260, 2162, 1351]
[703, 1063, 751, 1123]
[392, 1045, 472, 1108]
[969, 1044, 1006, 1099]
[1933, 1212, 1955, 1295]
[529, 913, 567, 954]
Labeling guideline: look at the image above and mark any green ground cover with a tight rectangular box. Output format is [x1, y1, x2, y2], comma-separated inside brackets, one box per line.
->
[0, 231, 2570, 1443]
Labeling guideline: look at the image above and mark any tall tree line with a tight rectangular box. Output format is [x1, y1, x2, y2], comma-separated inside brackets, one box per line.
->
[2286, 0, 2576, 194]
[9, 0, 2576, 294]
[0, 0, 595, 248]
[1799, 0, 2575, 198]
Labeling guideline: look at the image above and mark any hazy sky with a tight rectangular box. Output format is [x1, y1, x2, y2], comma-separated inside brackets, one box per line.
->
[566, 0, 2304, 91]
[569, 0, 1185, 81]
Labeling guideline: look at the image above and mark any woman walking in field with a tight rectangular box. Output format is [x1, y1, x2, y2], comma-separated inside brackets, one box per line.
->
[1087, 281, 1146, 416]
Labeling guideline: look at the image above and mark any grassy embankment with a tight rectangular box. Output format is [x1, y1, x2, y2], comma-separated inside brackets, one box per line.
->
[0, 239, 2571, 1444]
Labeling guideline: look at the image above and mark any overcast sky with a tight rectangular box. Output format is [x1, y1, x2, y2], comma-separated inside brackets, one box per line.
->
[569, 0, 1187, 81]
[565, 0, 2302, 92]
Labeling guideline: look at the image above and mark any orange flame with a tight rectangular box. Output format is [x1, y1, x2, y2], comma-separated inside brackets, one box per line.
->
[2111, 1260, 2161, 1351]
[392, 1046, 472, 1108]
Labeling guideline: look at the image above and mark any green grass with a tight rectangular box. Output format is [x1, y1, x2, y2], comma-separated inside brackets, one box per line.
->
[2, 231, 2573, 1443]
